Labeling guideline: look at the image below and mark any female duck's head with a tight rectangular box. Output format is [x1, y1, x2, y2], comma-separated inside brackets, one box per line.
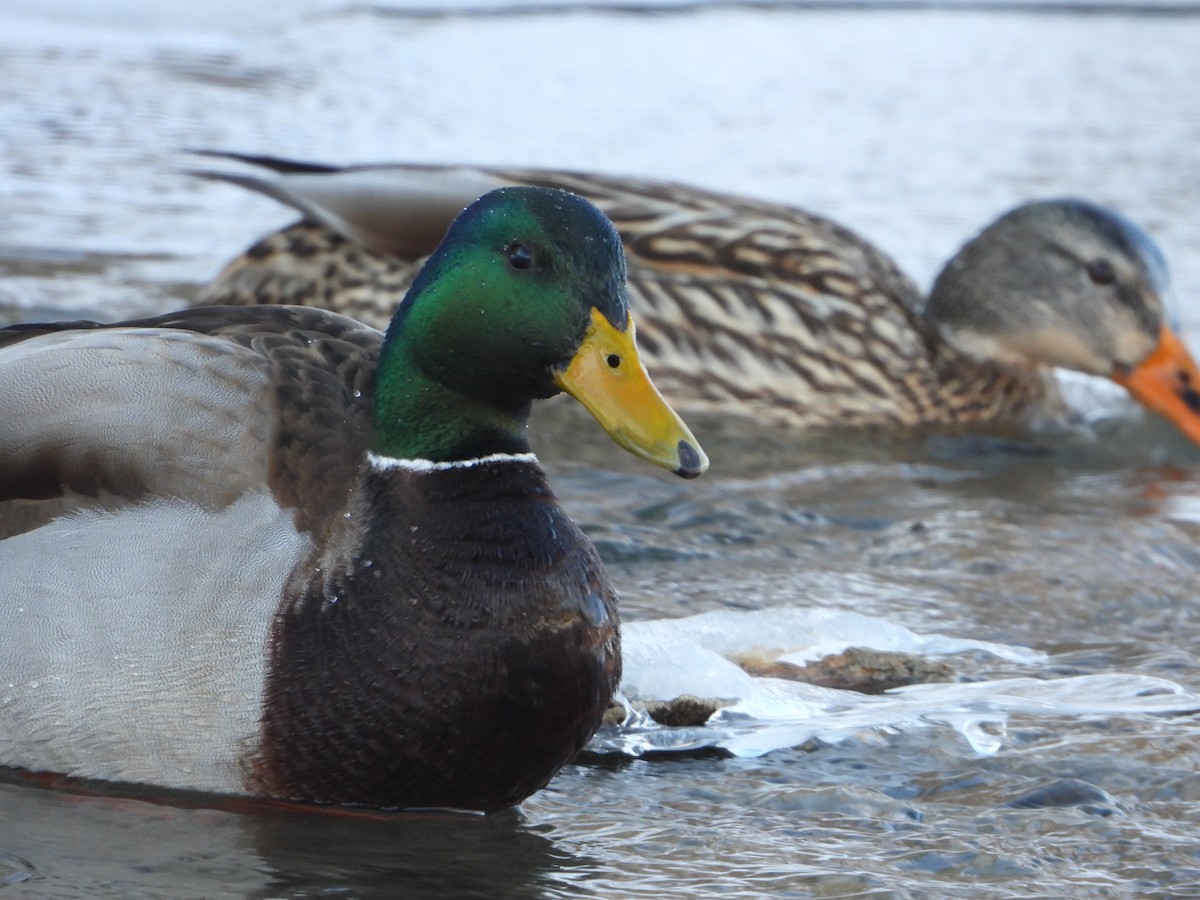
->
[374, 186, 708, 477]
[927, 198, 1200, 444]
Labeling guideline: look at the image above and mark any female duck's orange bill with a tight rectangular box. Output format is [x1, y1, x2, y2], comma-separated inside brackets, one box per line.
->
[1112, 325, 1200, 446]
[553, 308, 708, 479]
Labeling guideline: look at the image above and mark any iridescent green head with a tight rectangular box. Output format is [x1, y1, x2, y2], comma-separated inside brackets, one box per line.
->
[373, 187, 707, 478]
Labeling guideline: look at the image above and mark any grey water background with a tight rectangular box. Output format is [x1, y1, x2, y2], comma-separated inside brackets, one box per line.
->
[2, 0, 1200, 897]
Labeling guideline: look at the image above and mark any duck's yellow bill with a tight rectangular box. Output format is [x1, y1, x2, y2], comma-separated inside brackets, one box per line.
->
[1111, 325, 1200, 446]
[554, 309, 708, 479]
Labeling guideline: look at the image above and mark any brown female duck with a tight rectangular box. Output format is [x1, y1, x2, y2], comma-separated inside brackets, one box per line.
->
[193, 152, 1200, 445]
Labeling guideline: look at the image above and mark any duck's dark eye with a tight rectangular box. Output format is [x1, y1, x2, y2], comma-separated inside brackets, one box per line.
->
[506, 242, 534, 271]
[1087, 258, 1116, 286]
[606, 354, 621, 369]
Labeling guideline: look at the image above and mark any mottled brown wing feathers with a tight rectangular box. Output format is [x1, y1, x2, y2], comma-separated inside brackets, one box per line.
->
[198, 223, 415, 328]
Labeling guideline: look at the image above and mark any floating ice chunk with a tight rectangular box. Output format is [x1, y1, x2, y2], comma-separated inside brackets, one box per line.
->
[1055, 368, 1135, 425]
[617, 633, 757, 705]
[621, 607, 1042, 704]
[1162, 488, 1200, 524]
[595, 672, 1200, 759]
[594, 609, 1200, 759]
[892, 673, 1198, 716]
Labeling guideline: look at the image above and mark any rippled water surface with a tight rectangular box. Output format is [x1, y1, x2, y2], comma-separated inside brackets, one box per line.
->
[2, 1, 1200, 897]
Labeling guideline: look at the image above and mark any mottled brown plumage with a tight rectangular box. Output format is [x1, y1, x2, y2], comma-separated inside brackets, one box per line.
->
[194, 159, 1052, 432]
[194, 154, 1200, 445]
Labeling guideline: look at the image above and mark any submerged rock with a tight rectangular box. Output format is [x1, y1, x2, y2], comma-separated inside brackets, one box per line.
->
[642, 695, 728, 727]
[1007, 778, 1118, 816]
[601, 694, 728, 728]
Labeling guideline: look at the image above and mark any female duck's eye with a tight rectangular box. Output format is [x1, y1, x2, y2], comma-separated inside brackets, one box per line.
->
[506, 242, 534, 271]
[1086, 258, 1116, 286]
[606, 354, 621, 369]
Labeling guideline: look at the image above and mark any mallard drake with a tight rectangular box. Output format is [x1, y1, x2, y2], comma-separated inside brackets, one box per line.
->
[0, 187, 707, 812]
[193, 152, 1200, 445]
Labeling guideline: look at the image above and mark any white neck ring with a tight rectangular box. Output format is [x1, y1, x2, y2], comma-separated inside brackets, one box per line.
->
[367, 451, 539, 473]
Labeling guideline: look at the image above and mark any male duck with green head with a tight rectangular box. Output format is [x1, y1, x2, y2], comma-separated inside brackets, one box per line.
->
[0, 186, 707, 812]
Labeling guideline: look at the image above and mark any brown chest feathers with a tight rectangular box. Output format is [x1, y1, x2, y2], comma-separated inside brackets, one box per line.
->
[248, 459, 620, 812]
